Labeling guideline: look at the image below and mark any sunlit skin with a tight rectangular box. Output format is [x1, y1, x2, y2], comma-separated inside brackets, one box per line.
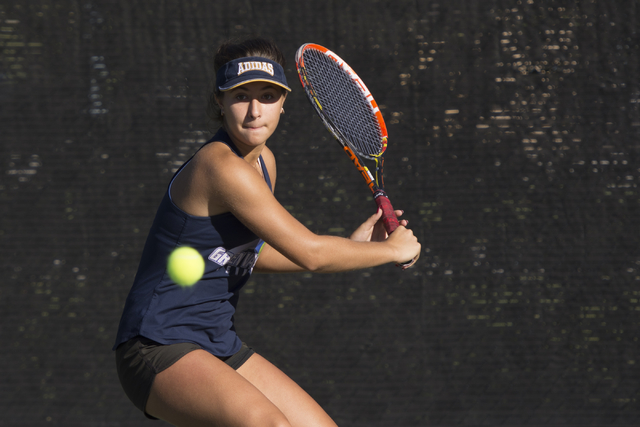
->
[217, 81, 287, 164]
[169, 82, 287, 217]
[170, 79, 419, 268]
[151, 73, 420, 427]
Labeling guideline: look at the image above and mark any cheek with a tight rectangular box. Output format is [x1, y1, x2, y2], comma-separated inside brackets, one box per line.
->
[226, 104, 247, 121]
[270, 106, 284, 123]
[262, 102, 282, 119]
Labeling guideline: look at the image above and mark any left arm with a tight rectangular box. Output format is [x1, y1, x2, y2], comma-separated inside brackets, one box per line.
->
[253, 147, 414, 273]
[253, 209, 408, 274]
[254, 243, 306, 273]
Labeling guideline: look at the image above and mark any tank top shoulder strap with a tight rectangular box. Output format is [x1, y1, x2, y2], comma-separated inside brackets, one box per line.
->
[257, 156, 273, 191]
[169, 128, 272, 191]
[169, 128, 236, 184]
[211, 128, 242, 157]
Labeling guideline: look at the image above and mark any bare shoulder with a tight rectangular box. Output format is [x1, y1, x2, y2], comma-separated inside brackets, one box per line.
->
[170, 141, 265, 216]
[194, 141, 243, 178]
[196, 142, 274, 211]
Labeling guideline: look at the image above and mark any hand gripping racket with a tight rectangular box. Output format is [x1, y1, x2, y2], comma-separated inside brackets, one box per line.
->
[295, 43, 414, 268]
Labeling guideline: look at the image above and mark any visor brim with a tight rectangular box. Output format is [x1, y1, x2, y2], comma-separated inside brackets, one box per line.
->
[219, 78, 292, 92]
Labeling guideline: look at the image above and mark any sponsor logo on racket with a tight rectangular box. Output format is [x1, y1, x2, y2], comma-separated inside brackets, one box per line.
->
[343, 145, 375, 191]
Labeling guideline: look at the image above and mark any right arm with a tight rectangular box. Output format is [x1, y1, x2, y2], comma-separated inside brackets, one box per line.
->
[254, 208, 415, 273]
[185, 143, 421, 273]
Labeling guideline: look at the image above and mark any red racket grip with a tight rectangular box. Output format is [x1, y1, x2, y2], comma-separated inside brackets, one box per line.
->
[373, 189, 399, 233]
[373, 189, 415, 270]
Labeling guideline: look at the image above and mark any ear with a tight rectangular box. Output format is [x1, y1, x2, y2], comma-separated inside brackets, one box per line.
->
[215, 94, 224, 109]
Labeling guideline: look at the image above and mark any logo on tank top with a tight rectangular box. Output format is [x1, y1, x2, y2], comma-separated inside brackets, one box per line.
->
[208, 239, 264, 276]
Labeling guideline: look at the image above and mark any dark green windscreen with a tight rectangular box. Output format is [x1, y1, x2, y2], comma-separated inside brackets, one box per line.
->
[1, 1, 638, 425]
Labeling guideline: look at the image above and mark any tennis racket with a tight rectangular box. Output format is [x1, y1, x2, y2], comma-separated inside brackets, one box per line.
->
[295, 43, 414, 268]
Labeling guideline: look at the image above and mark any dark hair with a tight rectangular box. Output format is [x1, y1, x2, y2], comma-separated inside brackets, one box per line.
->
[207, 37, 287, 124]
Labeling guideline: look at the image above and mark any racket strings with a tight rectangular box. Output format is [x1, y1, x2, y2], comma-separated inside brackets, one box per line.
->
[302, 49, 384, 157]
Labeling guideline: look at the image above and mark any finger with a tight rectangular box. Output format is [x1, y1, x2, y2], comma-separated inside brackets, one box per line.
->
[360, 209, 382, 229]
[394, 209, 405, 218]
[369, 208, 384, 224]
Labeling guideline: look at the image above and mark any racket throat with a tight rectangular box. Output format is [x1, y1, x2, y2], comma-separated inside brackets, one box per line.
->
[343, 145, 376, 191]
[376, 157, 385, 190]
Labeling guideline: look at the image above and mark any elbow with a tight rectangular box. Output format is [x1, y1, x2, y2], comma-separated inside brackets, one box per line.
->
[297, 258, 323, 273]
[295, 250, 342, 273]
[293, 242, 328, 273]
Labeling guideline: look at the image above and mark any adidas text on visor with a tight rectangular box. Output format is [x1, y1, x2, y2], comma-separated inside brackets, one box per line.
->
[217, 56, 291, 92]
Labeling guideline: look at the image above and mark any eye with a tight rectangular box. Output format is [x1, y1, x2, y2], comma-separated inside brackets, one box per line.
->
[235, 94, 248, 101]
[262, 93, 274, 100]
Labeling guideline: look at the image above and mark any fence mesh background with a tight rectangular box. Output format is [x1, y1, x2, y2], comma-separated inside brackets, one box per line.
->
[1, 1, 639, 426]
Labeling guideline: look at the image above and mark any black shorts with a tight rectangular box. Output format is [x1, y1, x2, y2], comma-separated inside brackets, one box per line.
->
[115, 336, 255, 419]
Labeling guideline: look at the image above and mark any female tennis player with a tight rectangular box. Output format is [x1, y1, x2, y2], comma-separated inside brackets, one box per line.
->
[114, 37, 420, 426]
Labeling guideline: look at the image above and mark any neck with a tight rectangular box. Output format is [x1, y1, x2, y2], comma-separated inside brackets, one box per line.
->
[221, 124, 265, 165]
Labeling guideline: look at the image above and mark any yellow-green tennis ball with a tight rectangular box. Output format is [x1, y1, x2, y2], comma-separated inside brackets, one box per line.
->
[167, 247, 205, 286]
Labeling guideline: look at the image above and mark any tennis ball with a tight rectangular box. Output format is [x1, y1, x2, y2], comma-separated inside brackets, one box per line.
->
[167, 246, 205, 286]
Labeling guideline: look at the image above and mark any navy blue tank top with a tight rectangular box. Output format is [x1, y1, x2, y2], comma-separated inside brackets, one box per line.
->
[113, 128, 272, 356]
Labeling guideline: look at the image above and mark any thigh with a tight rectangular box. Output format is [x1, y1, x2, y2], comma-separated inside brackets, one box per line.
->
[146, 349, 290, 427]
[116, 336, 201, 418]
[237, 353, 338, 427]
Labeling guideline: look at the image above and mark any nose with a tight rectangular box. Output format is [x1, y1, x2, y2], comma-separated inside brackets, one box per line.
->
[248, 98, 261, 119]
